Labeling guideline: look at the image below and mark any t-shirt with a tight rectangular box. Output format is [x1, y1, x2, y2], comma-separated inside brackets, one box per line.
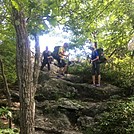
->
[91, 50, 99, 60]
[58, 46, 65, 59]
[43, 50, 51, 61]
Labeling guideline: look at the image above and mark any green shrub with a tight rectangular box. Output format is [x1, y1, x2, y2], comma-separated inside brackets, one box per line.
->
[0, 128, 19, 134]
[94, 98, 134, 134]
[0, 107, 12, 119]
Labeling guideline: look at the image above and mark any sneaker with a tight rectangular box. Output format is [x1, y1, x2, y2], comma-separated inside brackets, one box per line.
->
[61, 73, 65, 76]
[96, 84, 100, 87]
[56, 74, 61, 78]
[91, 84, 96, 87]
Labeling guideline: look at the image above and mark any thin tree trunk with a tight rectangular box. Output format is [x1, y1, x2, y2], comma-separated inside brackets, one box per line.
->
[33, 34, 40, 86]
[0, 59, 12, 128]
[12, 6, 36, 134]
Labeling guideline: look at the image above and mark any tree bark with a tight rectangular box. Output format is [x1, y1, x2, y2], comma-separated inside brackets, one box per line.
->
[12, 7, 36, 134]
[33, 34, 40, 86]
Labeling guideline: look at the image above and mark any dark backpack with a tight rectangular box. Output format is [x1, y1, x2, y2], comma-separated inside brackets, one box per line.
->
[96, 48, 107, 64]
[52, 46, 61, 60]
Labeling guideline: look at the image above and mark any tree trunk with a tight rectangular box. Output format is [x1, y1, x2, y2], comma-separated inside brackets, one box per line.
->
[0, 59, 12, 128]
[12, 7, 36, 134]
[33, 34, 40, 86]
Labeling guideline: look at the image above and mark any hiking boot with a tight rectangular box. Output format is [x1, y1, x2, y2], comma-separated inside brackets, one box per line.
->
[56, 74, 61, 78]
[96, 84, 100, 87]
[61, 73, 65, 76]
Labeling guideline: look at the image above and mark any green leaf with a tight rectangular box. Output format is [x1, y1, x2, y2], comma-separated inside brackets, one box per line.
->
[7, 111, 12, 118]
[11, 0, 19, 10]
[49, 18, 57, 26]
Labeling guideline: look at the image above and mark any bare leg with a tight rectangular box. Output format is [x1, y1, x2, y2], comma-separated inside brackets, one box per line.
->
[59, 68, 63, 74]
[63, 65, 67, 74]
[98, 75, 101, 85]
[92, 75, 95, 85]
[96, 75, 101, 87]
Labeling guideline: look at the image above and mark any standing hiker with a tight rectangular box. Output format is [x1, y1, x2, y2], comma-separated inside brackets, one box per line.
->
[57, 43, 69, 77]
[40, 46, 52, 71]
[90, 42, 101, 87]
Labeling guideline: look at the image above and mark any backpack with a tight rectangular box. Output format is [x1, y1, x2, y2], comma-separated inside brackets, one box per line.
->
[96, 48, 107, 64]
[52, 46, 61, 60]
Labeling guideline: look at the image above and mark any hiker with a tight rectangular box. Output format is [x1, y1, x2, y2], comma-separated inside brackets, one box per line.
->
[40, 46, 52, 71]
[57, 43, 69, 76]
[90, 42, 101, 87]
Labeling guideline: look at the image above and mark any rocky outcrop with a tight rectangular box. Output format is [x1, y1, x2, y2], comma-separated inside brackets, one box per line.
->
[0, 69, 124, 134]
[34, 71, 123, 134]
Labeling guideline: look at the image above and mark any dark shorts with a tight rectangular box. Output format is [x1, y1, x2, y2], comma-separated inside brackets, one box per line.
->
[57, 58, 66, 68]
[41, 59, 50, 71]
[92, 62, 100, 75]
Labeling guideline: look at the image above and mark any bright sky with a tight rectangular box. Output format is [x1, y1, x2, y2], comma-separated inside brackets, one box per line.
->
[30, 26, 92, 60]
[30, 26, 70, 53]
[39, 34, 68, 52]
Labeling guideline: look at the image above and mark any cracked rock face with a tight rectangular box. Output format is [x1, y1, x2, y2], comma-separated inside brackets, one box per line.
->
[0, 69, 123, 134]
[33, 71, 122, 134]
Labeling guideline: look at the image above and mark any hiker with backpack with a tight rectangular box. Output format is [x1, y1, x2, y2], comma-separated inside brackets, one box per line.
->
[90, 42, 101, 87]
[52, 43, 69, 77]
[40, 46, 53, 71]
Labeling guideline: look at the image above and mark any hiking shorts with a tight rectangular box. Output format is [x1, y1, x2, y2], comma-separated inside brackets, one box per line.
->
[58, 58, 66, 68]
[92, 62, 100, 75]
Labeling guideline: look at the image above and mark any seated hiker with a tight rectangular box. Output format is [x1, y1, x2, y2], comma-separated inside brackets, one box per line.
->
[57, 43, 69, 76]
[40, 46, 52, 71]
[90, 42, 101, 87]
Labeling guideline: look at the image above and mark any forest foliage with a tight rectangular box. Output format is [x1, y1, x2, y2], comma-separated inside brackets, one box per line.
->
[0, 0, 133, 84]
[0, 0, 134, 133]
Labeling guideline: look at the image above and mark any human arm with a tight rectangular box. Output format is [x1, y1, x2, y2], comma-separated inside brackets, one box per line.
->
[47, 51, 53, 59]
[58, 47, 69, 57]
[91, 56, 99, 62]
[91, 50, 99, 63]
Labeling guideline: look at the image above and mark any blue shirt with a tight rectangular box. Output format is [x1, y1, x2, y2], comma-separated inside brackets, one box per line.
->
[91, 50, 99, 60]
